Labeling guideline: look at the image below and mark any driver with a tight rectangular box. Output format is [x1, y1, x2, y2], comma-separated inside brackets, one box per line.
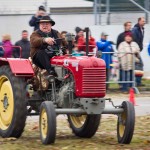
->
[30, 15, 61, 75]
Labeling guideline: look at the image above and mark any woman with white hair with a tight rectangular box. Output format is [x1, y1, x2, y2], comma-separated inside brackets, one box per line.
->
[0, 34, 13, 58]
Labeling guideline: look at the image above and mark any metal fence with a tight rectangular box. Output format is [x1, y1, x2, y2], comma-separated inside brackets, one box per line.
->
[100, 51, 141, 93]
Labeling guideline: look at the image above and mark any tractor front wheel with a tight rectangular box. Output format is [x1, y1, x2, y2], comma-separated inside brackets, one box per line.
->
[117, 101, 135, 144]
[68, 114, 101, 138]
[39, 101, 56, 144]
[0, 65, 27, 138]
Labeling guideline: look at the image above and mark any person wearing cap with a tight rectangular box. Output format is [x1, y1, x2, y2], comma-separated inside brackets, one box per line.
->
[118, 32, 140, 92]
[29, 5, 47, 31]
[96, 32, 114, 90]
[30, 15, 61, 75]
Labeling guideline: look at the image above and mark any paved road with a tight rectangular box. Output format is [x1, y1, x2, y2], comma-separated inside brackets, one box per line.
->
[104, 96, 150, 117]
[27, 95, 150, 122]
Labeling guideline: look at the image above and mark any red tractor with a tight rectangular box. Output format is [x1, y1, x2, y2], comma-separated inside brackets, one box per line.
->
[0, 28, 135, 145]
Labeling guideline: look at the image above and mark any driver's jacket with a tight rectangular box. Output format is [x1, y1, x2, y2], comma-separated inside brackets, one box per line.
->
[30, 29, 61, 58]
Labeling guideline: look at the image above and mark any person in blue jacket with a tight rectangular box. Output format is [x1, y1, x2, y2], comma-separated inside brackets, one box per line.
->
[96, 32, 114, 90]
[148, 42, 150, 56]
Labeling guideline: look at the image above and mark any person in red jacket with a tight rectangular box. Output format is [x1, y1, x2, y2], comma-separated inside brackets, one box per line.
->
[77, 30, 96, 53]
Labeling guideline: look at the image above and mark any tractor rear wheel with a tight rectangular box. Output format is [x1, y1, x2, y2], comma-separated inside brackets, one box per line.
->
[0, 65, 27, 138]
[39, 101, 56, 144]
[117, 101, 135, 144]
[68, 114, 101, 138]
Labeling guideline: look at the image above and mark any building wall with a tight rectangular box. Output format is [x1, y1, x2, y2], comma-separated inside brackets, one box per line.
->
[0, 12, 147, 42]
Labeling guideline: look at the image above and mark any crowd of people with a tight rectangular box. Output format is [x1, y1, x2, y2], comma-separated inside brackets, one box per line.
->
[0, 5, 146, 93]
[96, 17, 145, 93]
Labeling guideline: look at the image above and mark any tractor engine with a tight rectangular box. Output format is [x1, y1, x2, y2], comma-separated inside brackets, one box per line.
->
[51, 55, 106, 108]
[56, 74, 74, 108]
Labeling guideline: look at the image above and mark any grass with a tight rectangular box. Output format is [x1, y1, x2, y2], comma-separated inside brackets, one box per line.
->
[108, 78, 150, 90]
[142, 78, 150, 85]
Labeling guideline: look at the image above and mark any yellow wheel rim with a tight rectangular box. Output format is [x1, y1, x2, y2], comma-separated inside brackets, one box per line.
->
[0, 75, 14, 130]
[70, 115, 87, 128]
[119, 112, 126, 137]
[40, 108, 48, 139]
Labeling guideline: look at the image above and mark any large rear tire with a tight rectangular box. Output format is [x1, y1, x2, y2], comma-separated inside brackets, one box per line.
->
[0, 65, 27, 138]
[68, 114, 101, 138]
[117, 101, 135, 144]
[39, 101, 56, 144]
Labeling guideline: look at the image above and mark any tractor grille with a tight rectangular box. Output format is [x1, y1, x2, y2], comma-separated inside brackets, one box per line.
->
[82, 68, 106, 94]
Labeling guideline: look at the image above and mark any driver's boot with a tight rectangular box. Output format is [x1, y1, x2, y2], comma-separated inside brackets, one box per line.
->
[45, 69, 56, 82]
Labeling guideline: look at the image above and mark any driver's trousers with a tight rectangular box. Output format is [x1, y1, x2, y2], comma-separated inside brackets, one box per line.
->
[32, 50, 52, 74]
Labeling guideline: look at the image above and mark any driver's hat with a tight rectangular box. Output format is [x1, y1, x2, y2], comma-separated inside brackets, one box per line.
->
[37, 16, 55, 26]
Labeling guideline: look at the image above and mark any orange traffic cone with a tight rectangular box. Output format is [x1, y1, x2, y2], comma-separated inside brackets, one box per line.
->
[129, 88, 137, 106]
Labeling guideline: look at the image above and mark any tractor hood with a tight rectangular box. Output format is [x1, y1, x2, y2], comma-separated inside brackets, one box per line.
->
[51, 55, 106, 69]
[51, 55, 106, 98]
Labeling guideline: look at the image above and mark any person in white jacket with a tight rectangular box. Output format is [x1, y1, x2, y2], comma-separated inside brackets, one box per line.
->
[118, 32, 140, 92]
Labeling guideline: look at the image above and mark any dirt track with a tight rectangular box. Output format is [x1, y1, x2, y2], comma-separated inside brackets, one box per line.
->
[0, 93, 150, 150]
[0, 115, 150, 150]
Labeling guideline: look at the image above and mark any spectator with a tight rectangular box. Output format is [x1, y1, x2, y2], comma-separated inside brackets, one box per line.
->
[60, 31, 69, 54]
[77, 29, 96, 53]
[75, 27, 84, 44]
[0, 42, 4, 57]
[118, 32, 140, 93]
[73, 27, 84, 51]
[132, 17, 145, 51]
[132, 17, 145, 86]
[135, 56, 144, 86]
[29, 5, 47, 31]
[60, 31, 68, 47]
[13, 30, 30, 59]
[96, 32, 114, 90]
[116, 21, 133, 90]
[0, 34, 13, 58]
[116, 21, 133, 49]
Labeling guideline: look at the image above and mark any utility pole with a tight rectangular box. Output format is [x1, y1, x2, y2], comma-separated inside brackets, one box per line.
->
[129, 0, 150, 24]
[98, 0, 102, 25]
[94, 0, 98, 25]
[44, 0, 48, 14]
[144, 0, 150, 23]
[94, 0, 102, 25]
[106, 0, 110, 25]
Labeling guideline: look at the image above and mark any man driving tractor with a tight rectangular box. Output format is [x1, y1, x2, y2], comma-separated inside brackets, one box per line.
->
[30, 15, 61, 75]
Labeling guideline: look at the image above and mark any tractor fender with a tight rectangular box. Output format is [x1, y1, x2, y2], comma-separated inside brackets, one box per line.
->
[0, 58, 34, 77]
